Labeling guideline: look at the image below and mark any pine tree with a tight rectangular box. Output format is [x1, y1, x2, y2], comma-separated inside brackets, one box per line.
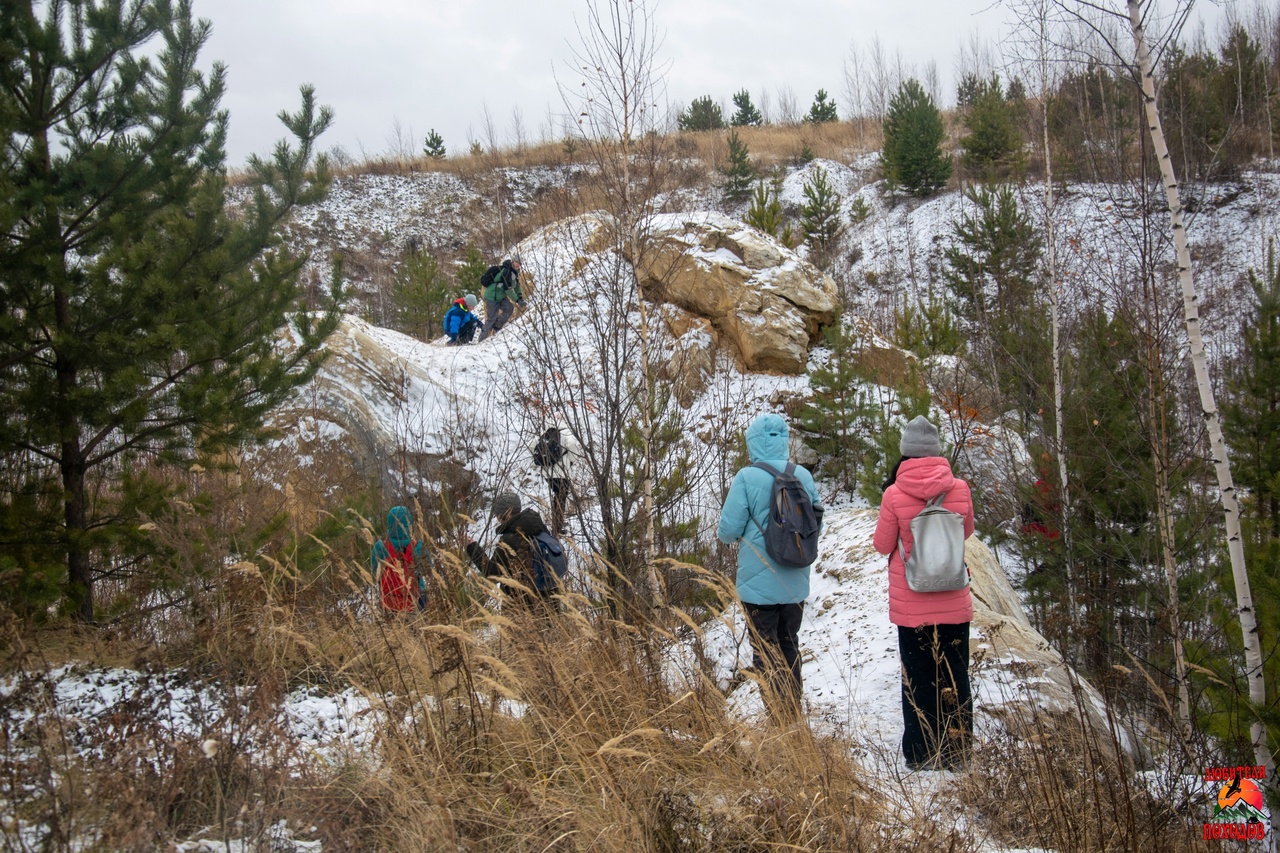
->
[678, 96, 724, 131]
[720, 130, 755, 205]
[800, 166, 844, 269]
[796, 323, 879, 494]
[893, 292, 964, 359]
[881, 78, 952, 197]
[858, 381, 932, 505]
[746, 174, 784, 238]
[956, 72, 983, 108]
[0, 1, 341, 621]
[1213, 252, 1280, 767]
[960, 76, 1023, 176]
[454, 245, 491, 295]
[1226, 251, 1280, 545]
[392, 252, 451, 338]
[806, 89, 839, 123]
[941, 185, 1045, 423]
[730, 89, 763, 126]
[423, 128, 446, 159]
[942, 186, 1041, 328]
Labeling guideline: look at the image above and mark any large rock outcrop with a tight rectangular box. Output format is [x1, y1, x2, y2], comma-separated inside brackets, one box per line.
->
[629, 213, 840, 374]
[263, 317, 480, 506]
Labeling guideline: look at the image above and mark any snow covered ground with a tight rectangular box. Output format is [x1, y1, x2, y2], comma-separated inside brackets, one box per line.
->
[9, 158, 1258, 849]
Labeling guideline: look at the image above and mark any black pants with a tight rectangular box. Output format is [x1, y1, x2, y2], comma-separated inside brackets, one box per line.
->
[547, 477, 572, 535]
[744, 601, 804, 718]
[898, 623, 972, 768]
[449, 318, 478, 344]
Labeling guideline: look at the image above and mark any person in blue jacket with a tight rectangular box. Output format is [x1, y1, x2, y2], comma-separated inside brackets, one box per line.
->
[371, 506, 428, 612]
[443, 294, 480, 345]
[717, 412, 823, 718]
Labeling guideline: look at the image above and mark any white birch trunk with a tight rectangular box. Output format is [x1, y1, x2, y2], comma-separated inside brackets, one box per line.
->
[1126, 0, 1274, 781]
[1035, 5, 1079, 633]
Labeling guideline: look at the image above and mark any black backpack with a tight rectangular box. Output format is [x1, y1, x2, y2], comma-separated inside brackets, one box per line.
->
[530, 530, 569, 591]
[749, 462, 823, 568]
[480, 264, 503, 287]
[532, 427, 566, 467]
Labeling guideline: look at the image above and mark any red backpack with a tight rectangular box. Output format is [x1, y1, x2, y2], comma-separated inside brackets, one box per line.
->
[379, 539, 418, 612]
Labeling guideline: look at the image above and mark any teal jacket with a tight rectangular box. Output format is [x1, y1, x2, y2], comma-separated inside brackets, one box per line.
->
[371, 506, 426, 586]
[717, 413, 823, 605]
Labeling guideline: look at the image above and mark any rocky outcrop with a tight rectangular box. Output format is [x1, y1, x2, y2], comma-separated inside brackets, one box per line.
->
[629, 213, 840, 374]
[265, 316, 480, 505]
[965, 533, 1139, 761]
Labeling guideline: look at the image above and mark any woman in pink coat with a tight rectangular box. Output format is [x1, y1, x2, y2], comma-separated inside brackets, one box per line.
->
[873, 416, 975, 771]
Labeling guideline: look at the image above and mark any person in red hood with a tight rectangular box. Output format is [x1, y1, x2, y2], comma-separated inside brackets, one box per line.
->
[873, 415, 975, 771]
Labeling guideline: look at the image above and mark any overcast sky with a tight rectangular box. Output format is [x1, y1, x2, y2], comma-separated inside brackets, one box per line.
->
[194, 0, 1231, 167]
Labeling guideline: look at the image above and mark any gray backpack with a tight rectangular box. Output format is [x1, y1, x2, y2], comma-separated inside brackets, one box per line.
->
[898, 491, 968, 592]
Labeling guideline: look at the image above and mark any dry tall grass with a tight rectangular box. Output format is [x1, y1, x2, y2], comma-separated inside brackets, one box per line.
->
[2, 512, 1220, 852]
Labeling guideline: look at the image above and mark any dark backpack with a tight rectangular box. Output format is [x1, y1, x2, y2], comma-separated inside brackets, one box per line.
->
[529, 530, 569, 591]
[532, 427, 566, 467]
[480, 264, 503, 288]
[749, 462, 823, 568]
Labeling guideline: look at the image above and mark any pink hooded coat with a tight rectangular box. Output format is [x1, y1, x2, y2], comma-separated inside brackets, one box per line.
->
[873, 456, 975, 627]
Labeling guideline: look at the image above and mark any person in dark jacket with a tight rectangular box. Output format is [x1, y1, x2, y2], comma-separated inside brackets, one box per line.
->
[465, 491, 554, 609]
[534, 415, 582, 536]
[371, 506, 427, 613]
[717, 413, 823, 720]
[477, 259, 523, 342]
[872, 415, 976, 771]
[443, 294, 480, 344]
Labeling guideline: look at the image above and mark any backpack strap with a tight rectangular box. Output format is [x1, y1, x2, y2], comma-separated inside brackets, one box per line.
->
[384, 539, 415, 569]
[747, 461, 793, 539]
[896, 491, 949, 564]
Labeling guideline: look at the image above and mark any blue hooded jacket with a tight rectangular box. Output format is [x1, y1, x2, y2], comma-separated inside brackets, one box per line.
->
[371, 506, 426, 591]
[717, 413, 823, 605]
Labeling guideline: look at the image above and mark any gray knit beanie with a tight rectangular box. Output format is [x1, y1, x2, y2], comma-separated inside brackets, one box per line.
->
[899, 415, 942, 458]
[492, 492, 522, 519]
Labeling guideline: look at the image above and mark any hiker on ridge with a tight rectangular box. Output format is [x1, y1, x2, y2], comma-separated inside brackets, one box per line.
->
[873, 415, 975, 771]
[371, 505, 427, 613]
[717, 412, 823, 721]
[477, 258, 523, 342]
[443, 293, 480, 345]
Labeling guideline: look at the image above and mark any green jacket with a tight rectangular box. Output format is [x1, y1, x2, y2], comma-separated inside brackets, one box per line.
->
[483, 262, 523, 304]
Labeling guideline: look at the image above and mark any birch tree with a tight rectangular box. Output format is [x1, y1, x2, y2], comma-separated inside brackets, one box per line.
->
[1008, 0, 1080, 641]
[1056, 0, 1274, 783]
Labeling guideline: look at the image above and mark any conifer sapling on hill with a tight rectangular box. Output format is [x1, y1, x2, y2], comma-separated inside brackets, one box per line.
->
[678, 95, 725, 131]
[881, 78, 952, 197]
[960, 76, 1023, 176]
[796, 322, 880, 494]
[720, 130, 755, 205]
[0, 0, 342, 621]
[730, 89, 763, 127]
[806, 89, 839, 123]
[800, 165, 845, 269]
[746, 172, 794, 248]
[423, 129, 447, 159]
